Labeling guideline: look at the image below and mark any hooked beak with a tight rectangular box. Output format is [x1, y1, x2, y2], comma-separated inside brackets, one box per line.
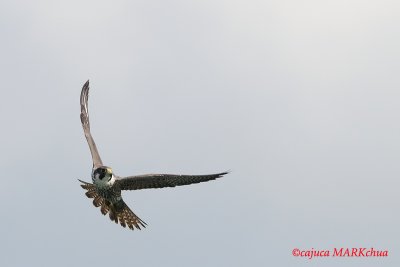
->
[106, 167, 113, 181]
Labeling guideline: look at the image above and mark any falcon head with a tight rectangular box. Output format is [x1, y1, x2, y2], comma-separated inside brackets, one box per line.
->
[92, 166, 115, 187]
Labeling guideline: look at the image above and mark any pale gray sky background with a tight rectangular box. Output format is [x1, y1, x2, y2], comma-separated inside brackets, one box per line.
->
[1, 0, 399, 266]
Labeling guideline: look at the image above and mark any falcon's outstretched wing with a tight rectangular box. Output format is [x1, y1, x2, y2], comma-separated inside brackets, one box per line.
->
[80, 80, 103, 168]
[117, 172, 228, 191]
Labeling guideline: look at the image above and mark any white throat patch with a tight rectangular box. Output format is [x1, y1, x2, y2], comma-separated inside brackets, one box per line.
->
[93, 173, 116, 188]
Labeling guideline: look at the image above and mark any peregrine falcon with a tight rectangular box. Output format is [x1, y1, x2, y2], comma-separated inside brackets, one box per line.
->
[78, 80, 228, 230]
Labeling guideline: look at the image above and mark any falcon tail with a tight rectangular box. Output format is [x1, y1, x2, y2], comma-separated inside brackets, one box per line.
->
[78, 179, 147, 230]
[109, 199, 147, 230]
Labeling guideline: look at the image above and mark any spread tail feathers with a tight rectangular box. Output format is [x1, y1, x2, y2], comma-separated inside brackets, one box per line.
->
[109, 200, 147, 230]
[78, 179, 147, 230]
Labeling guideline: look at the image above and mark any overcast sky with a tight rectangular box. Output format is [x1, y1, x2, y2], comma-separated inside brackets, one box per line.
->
[1, 0, 399, 266]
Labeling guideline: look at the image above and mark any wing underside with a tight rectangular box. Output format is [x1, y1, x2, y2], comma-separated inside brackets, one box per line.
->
[80, 80, 103, 168]
[117, 172, 228, 191]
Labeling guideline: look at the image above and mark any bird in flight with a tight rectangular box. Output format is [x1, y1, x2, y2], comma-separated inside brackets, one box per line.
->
[78, 80, 228, 230]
